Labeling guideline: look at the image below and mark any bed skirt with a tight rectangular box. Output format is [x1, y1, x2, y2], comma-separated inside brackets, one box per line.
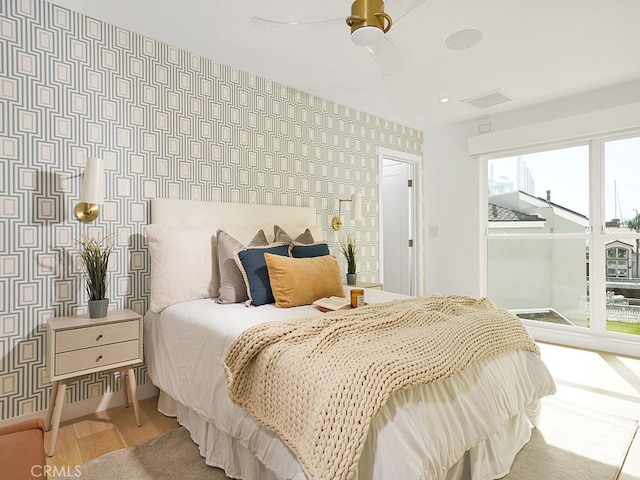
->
[157, 390, 537, 480]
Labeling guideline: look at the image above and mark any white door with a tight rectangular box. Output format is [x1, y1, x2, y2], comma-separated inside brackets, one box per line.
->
[381, 158, 416, 295]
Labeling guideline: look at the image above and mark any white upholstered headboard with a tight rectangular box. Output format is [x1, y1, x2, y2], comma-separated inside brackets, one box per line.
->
[151, 198, 318, 229]
[147, 198, 324, 312]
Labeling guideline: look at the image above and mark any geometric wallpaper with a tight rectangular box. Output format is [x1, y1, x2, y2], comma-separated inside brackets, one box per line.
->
[0, 0, 423, 421]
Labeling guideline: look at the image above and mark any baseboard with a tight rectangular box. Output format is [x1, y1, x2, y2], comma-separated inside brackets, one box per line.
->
[0, 383, 160, 428]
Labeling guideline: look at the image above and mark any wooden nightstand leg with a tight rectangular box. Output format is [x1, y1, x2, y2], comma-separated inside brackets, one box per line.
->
[48, 380, 67, 457]
[121, 369, 129, 407]
[126, 367, 142, 427]
[45, 380, 59, 431]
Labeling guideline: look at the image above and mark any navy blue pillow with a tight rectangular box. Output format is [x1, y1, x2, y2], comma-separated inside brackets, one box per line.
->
[235, 245, 289, 306]
[290, 243, 330, 258]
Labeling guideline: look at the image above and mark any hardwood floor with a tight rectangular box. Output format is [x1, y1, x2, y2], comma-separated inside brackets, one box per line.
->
[45, 343, 640, 478]
[44, 396, 179, 472]
[538, 342, 640, 480]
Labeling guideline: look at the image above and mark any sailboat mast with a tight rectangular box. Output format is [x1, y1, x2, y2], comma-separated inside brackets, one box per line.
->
[614, 180, 618, 219]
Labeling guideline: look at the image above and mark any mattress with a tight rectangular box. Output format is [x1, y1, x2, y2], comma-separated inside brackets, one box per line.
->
[144, 290, 556, 480]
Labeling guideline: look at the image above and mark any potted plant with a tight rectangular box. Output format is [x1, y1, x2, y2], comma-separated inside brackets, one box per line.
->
[77, 234, 113, 318]
[339, 232, 357, 285]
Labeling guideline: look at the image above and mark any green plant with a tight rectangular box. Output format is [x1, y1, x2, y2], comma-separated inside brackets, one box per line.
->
[626, 210, 640, 278]
[339, 233, 357, 274]
[76, 234, 114, 301]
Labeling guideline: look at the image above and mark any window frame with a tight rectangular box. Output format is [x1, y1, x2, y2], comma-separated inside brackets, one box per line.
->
[480, 130, 640, 356]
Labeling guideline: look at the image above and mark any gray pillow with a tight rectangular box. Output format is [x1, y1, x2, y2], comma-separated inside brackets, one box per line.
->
[273, 225, 315, 245]
[216, 229, 268, 303]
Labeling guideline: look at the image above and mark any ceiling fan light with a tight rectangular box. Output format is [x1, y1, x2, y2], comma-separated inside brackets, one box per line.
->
[351, 25, 383, 47]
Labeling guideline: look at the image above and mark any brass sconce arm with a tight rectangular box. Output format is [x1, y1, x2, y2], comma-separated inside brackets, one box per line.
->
[332, 199, 351, 230]
[332, 193, 363, 231]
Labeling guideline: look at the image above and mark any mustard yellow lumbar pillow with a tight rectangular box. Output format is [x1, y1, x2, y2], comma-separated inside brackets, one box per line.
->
[264, 253, 345, 308]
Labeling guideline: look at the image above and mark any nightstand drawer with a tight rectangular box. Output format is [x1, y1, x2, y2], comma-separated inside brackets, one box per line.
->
[54, 340, 140, 376]
[55, 321, 139, 353]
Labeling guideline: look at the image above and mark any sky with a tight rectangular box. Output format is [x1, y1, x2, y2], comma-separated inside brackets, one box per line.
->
[488, 136, 640, 222]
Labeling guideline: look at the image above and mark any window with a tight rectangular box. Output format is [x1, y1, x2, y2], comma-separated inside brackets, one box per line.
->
[607, 247, 628, 259]
[606, 247, 630, 278]
[484, 134, 640, 346]
[486, 145, 589, 330]
[604, 136, 640, 336]
[607, 259, 628, 279]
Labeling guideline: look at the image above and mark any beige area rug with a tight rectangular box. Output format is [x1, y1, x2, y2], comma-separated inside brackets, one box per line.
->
[70, 397, 638, 480]
[68, 427, 227, 480]
[502, 396, 638, 479]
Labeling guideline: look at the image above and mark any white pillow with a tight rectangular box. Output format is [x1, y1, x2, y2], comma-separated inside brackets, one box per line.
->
[146, 224, 219, 313]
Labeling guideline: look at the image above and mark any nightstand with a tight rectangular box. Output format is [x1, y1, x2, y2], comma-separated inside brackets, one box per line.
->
[345, 281, 383, 290]
[45, 309, 143, 456]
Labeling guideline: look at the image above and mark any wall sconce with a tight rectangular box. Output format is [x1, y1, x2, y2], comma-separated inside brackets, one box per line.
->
[74, 157, 104, 223]
[332, 193, 362, 230]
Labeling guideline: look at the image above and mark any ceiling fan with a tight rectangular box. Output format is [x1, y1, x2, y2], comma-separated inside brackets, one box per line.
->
[252, 0, 427, 76]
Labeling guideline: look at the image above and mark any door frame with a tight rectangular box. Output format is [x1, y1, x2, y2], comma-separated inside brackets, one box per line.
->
[378, 147, 423, 295]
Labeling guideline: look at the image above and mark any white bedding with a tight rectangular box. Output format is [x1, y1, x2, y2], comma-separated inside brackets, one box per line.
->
[144, 289, 556, 480]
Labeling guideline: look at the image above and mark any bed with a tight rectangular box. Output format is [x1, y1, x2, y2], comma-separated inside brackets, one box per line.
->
[143, 198, 556, 480]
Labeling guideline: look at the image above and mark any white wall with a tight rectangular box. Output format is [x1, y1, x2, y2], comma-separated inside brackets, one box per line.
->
[423, 81, 640, 299]
[423, 123, 481, 297]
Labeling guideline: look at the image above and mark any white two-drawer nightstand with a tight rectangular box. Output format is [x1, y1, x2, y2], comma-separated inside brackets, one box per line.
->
[45, 309, 143, 456]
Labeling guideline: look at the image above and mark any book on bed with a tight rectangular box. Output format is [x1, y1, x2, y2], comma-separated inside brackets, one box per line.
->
[312, 296, 351, 312]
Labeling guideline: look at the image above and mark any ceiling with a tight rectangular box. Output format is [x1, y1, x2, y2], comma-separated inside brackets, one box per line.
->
[47, 0, 640, 131]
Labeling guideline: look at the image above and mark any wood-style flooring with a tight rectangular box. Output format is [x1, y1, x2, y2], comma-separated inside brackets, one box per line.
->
[44, 396, 179, 472]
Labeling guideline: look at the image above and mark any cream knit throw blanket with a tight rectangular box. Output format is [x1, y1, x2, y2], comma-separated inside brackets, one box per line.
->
[225, 295, 539, 480]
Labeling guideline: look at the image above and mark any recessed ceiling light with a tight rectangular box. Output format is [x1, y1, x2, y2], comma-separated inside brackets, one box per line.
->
[439, 97, 450, 103]
[445, 29, 483, 50]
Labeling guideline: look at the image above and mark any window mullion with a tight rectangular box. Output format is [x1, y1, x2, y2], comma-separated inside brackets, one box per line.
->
[590, 138, 607, 335]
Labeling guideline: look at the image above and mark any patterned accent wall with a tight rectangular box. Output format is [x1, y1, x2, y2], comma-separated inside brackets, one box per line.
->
[0, 0, 423, 420]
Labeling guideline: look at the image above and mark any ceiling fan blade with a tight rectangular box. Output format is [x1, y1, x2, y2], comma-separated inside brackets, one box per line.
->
[251, 16, 344, 29]
[364, 36, 403, 76]
[388, 0, 428, 24]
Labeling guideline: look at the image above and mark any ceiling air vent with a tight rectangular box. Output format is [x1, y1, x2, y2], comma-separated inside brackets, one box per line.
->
[462, 89, 513, 109]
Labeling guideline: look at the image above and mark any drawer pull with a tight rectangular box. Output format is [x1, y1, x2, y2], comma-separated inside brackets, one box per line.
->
[96, 334, 103, 341]
[96, 355, 103, 362]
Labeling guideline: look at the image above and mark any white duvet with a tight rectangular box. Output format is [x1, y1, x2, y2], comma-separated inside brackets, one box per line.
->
[144, 290, 556, 480]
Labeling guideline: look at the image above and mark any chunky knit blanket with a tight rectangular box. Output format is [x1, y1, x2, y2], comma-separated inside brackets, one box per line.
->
[224, 295, 539, 480]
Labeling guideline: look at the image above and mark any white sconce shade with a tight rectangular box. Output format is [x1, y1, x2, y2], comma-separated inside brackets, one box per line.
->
[350, 193, 362, 222]
[80, 157, 105, 204]
[332, 192, 363, 230]
[75, 157, 105, 223]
